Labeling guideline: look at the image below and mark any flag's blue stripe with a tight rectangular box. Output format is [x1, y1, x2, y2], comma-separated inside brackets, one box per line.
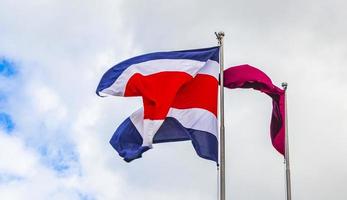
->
[96, 46, 219, 96]
[110, 117, 218, 163]
[109, 118, 150, 162]
[154, 117, 218, 163]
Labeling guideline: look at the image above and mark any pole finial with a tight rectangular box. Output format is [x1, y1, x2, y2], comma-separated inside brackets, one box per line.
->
[282, 82, 288, 90]
[215, 31, 225, 45]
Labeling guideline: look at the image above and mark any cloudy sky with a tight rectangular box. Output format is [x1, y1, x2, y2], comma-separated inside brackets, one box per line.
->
[1, 0, 346, 199]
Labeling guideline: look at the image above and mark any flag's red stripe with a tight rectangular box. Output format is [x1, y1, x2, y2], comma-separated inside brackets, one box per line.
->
[125, 72, 192, 119]
[124, 72, 217, 119]
[171, 74, 217, 117]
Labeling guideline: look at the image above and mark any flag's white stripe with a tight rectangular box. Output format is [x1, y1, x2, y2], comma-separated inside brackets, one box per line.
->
[130, 108, 218, 147]
[100, 59, 219, 96]
[197, 60, 219, 79]
[167, 108, 218, 137]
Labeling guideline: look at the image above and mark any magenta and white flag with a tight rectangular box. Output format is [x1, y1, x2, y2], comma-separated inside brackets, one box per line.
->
[224, 64, 285, 155]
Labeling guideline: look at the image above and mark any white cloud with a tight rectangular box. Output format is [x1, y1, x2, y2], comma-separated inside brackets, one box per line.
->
[0, 131, 85, 200]
[0, 132, 38, 177]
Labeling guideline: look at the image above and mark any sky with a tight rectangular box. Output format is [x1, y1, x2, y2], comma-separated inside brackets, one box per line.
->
[0, 0, 347, 199]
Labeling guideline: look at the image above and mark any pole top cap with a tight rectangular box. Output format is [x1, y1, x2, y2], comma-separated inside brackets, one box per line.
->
[215, 31, 225, 39]
[281, 82, 288, 90]
[217, 31, 225, 37]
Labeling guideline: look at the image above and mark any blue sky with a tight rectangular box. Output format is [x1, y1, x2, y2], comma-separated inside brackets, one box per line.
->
[0, 59, 77, 171]
[0, 59, 15, 133]
[0, 0, 347, 200]
[0, 59, 16, 77]
[0, 58, 87, 198]
[0, 112, 14, 133]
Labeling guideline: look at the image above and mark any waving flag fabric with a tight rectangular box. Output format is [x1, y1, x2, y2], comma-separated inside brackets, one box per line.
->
[97, 47, 220, 162]
[223, 64, 285, 155]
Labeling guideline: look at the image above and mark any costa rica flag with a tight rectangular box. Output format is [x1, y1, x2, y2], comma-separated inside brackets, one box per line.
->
[96, 47, 220, 163]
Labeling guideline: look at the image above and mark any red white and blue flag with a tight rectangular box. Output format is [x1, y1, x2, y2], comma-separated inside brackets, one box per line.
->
[96, 47, 220, 162]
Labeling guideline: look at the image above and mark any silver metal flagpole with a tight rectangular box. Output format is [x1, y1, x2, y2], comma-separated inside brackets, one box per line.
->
[216, 31, 226, 200]
[282, 82, 292, 200]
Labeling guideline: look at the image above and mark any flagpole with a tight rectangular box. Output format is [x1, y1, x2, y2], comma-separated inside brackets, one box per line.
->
[216, 31, 225, 200]
[282, 82, 292, 200]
